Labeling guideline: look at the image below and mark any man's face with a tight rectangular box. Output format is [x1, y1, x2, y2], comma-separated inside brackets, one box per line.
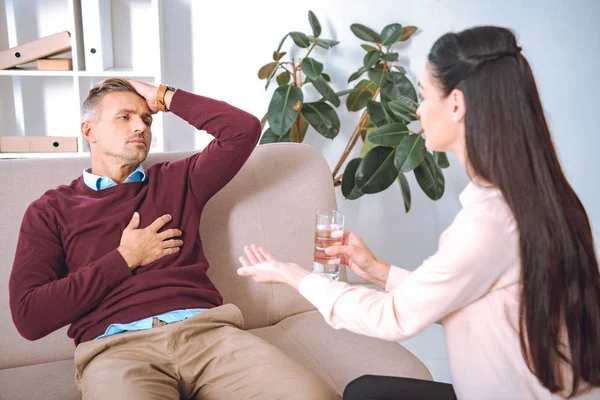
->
[86, 91, 153, 165]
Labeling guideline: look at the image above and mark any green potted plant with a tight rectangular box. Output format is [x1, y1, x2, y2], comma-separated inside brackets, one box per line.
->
[258, 13, 449, 213]
[257, 11, 347, 144]
[335, 22, 449, 212]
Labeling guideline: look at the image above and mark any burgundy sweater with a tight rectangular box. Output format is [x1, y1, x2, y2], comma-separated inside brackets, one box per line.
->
[9, 90, 261, 345]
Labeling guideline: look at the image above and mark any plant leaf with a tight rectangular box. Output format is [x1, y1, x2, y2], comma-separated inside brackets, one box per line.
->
[309, 36, 340, 49]
[311, 76, 340, 107]
[272, 51, 287, 61]
[276, 71, 291, 86]
[290, 31, 311, 48]
[414, 152, 445, 200]
[301, 57, 324, 80]
[289, 113, 310, 143]
[341, 158, 365, 200]
[433, 151, 450, 168]
[400, 26, 418, 42]
[265, 63, 280, 90]
[348, 66, 369, 83]
[369, 123, 409, 146]
[382, 53, 399, 62]
[363, 50, 382, 68]
[393, 65, 407, 74]
[260, 128, 291, 144]
[380, 71, 418, 104]
[397, 173, 411, 213]
[333, 89, 354, 97]
[355, 146, 399, 194]
[381, 23, 403, 47]
[317, 89, 353, 103]
[366, 100, 390, 127]
[395, 134, 426, 172]
[308, 11, 322, 37]
[322, 73, 331, 82]
[347, 80, 378, 112]
[361, 44, 379, 52]
[350, 23, 380, 43]
[387, 97, 419, 124]
[301, 102, 341, 139]
[258, 62, 278, 80]
[267, 85, 304, 135]
[276, 33, 290, 54]
[368, 68, 385, 86]
[360, 126, 378, 157]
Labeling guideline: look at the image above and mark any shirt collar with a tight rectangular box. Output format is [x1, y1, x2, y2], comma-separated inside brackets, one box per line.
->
[459, 178, 503, 206]
[82, 165, 146, 191]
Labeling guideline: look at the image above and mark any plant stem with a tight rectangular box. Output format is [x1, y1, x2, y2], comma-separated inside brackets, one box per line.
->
[305, 40, 318, 59]
[290, 57, 304, 143]
[333, 174, 343, 186]
[331, 87, 381, 178]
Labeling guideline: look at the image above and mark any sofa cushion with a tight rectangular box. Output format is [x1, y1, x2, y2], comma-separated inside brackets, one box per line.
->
[250, 310, 433, 395]
[0, 359, 79, 400]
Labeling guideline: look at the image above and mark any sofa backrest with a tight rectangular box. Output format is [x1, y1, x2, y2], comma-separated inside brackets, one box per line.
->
[0, 143, 341, 370]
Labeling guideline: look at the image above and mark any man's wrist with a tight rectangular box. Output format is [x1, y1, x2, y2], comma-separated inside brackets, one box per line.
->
[156, 84, 176, 112]
[164, 88, 175, 111]
[117, 246, 138, 270]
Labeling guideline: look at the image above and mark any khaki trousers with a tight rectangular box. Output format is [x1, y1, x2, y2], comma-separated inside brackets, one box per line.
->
[74, 304, 339, 400]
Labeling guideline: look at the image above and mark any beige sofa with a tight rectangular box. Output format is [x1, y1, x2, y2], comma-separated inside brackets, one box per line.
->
[0, 143, 431, 399]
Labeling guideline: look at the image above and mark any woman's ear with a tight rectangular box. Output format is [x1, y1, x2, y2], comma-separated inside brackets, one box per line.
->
[450, 88, 467, 123]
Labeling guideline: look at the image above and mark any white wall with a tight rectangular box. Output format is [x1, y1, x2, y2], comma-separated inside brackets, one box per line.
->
[161, 0, 600, 281]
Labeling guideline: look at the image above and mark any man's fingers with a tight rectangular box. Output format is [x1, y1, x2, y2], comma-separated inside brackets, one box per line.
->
[149, 214, 172, 232]
[163, 247, 180, 256]
[158, 228, 182, 240]
[162, 239, 183, 249]
[126, 212, 140, 231]
[244, 245, 260, 265]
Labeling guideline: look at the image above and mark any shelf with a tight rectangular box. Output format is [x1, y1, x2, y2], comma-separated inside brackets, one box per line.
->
[0, 152, 89, 159]
[0, 68, 74, 77]
[0, 68, 156, 78]
[1, 0, 165, 157]
[77, 69, 156, 78]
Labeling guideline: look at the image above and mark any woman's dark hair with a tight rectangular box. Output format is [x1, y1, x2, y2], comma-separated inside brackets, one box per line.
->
[428, 26, 600, 397]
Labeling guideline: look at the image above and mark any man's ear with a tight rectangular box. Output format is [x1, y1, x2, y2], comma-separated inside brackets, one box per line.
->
[81, 121, 97, 144]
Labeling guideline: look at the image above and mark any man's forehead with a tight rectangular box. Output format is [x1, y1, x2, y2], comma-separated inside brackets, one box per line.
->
[101, 91, 149, 112]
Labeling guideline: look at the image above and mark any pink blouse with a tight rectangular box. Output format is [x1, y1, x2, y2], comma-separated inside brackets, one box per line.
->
[299, 181, 599, 399]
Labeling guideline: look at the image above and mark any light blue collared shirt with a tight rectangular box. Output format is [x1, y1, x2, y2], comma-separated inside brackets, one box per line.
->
[82, 165, 206, 339]
[82, 165, 146, 191]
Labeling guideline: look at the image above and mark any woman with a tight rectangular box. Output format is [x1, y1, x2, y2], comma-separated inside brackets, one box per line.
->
[238, 26, 600, 399]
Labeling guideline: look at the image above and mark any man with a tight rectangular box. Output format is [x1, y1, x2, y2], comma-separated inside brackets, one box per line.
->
[9, 78, 338, 400]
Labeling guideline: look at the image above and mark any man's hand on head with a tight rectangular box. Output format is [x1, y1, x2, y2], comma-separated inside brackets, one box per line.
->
[127, 80, 160, 114]
[127, 79, 175, 114]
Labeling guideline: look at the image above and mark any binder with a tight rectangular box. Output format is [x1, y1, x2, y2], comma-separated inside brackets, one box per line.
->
[37, 58, 73, 71]
[0, 31, 71, 70]
[81, 0, 114, 71]
[0, 136, 78, 153]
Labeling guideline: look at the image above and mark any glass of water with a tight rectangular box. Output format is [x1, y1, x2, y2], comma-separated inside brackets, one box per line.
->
[313, 210, 345, 280]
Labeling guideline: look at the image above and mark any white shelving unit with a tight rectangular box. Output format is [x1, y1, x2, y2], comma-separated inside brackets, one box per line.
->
[0, 0, 165, 159]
